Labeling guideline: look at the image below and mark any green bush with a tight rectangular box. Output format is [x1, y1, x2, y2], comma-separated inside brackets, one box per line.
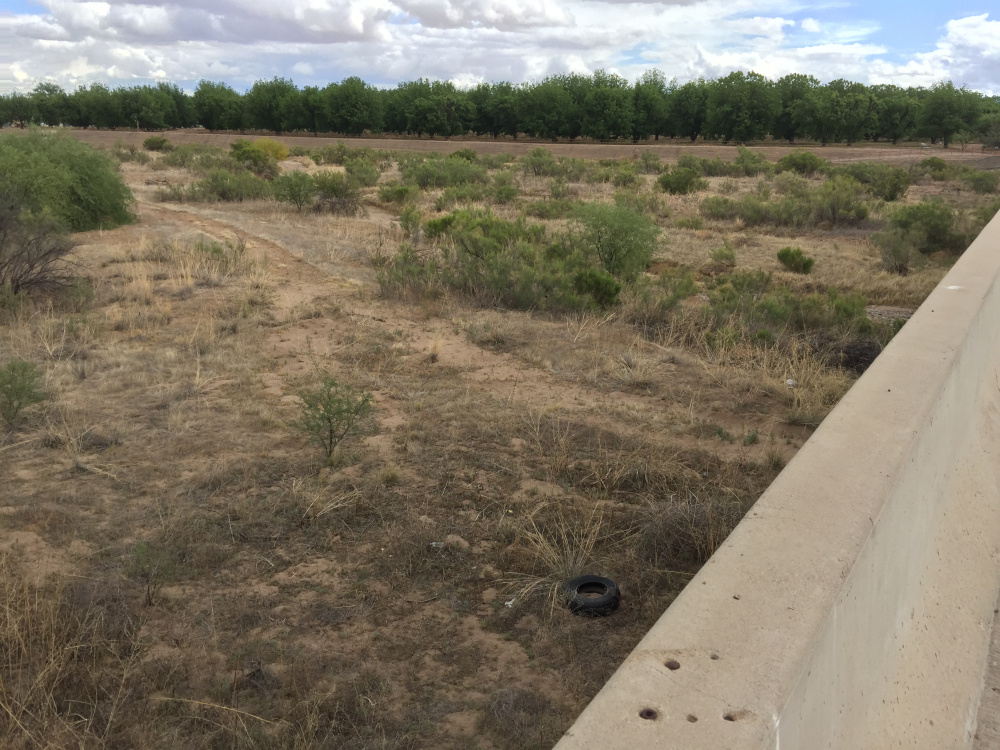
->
[378, 181, 420, 204]
[915, 157, 952, 180]
[776, 246, 814, 274]
[313, 172, 361, 214]
[448, 148, 479, 162]
[295, 373, 374, 459]
[772, 172, 811, 198]
[191, 170, 272, 202]
[344, 157, 380, 187]
[571, 203, 659, 281]
[491, 171, 519, 204]
[699, 196, 736, 221]
[0, 130, 133, 231]
[658, 167, 709, 195]
[811, 175, 869, 225]
[110, 143, 150, 164]
[479, 153, 516, 170]
[711, 238, 736, 266]
[404, 157, 488, 188]
[890, 200, 963, 253]
[833, 162, 909, 201]
[614, 189, 669, 218]
[0, 359, 45, 426]
[573, 268, 621, 309]
[156, 143, 231, 173]
[0, 187, 77, 294]
[521, 147, 561, 177]
[674, 216, 705, 229]
[229, 139, 279, 179]
[252, 138, 290, 161]
[874, 228, 924, 275]
[399, 204, 421, 237]
[611, 166, 640, 188]
[731, 147, 773, 177]
[435, 183, 488, 211]
[142, 135, 172, 152]
[961, 170, 1000, 194]
[775, 150, 830, 176]
[524, 199, 576, 219]
[273, 171, 316, 211]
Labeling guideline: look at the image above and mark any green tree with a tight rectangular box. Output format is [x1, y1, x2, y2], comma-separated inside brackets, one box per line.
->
[669, 79, 709, 142]
[773, 74, 819, 143]
[918, 82, 983, 147]
[326, 76, 383, 135]
[871, 85, 918, 144]
[632, 70, 670, 141]
[581, 70, 634, 141]
[705, 71, 779, 143]
[246, 77, 299, 133]
[193, 81, 244, 131]
[295, 373, 374, 459]
[31, 83, 72, 126]
[518, 79, 577, 141]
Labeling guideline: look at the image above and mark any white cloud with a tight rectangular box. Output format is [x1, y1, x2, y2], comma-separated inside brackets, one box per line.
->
[0, 1, 997, 94]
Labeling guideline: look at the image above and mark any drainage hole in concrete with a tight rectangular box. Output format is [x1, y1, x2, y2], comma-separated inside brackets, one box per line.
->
[687, 715, 698, 723]
[639, 709, 659, 721]
[665, 660, 680, 670]
[710, 654, 719, 660]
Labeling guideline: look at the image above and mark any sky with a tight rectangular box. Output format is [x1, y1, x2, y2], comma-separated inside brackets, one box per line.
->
[1, 0, 998, 95]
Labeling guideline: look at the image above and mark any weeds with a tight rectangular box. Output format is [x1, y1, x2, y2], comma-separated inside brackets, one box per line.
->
[0, 358, 45, 425]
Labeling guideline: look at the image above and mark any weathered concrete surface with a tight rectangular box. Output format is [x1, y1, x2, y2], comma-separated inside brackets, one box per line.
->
[555, 212, 1000, 750]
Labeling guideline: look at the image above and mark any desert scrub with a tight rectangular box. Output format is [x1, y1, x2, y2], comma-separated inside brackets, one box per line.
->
[142, 135, 172, 152]
[273, 171, 317, 211]
[0, 129, 133, 231]
[295, 372, 374, 460]
[314, 172, 362, 215]
[0, 359, 46, 426]
[658, 167, 709, 195]
[0, 188, 77, 293]
[776, 246, 814, 274]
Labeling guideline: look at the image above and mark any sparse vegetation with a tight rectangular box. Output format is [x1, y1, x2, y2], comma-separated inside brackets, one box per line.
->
[1, 128, 995, 750]
[294, 372, 374, 459]
[0, 358, 45, 425]
[777, 246, 815, 274]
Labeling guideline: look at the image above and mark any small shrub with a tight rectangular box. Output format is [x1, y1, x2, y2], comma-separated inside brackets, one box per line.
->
[229, 139, 279, 179]
[521, 147, 561, 177]
[890, 200, 963, 254]
[0, 189, 76, 293]
[711, 239, 736, 267]
[295, 373, 374, 459]
[378, 181, 420, 204]
[638, 151, 662, 175]
[404, 158, 488, 189]
[772, 171, 810, 198]
[573, 268, 621, 309]
[611, 166, 640, 188]
[448, 148, 478, 162]
[834, 162, 910, 202]
[491, 172, 519, 204]
[399, 204, 421, 238]
[699, 196, 737, 221]
[915, 157, 951, 180]
[0, 359, 45, 426]
[674, 216, 704, 229]
[273, 171, 316, 211]
[658, 167, 709, 195]
[344, 157, 380, 187]
[614, 189, 669, 218]
[961, 170, 1000, 194]
[776, 246, 814, 274]
[571, 203, 659, 281]
[775, 150, 830, 176]
[874, 228, 923, 274]
[718, 179, 739, 195]
[811, 175, 869, 226]
[313, 172, 361, 215]
[142, 135, 172, 152]
[191, 170, 272, 202]
[524, 199, 575, 219]
[251, 138, 290, 161]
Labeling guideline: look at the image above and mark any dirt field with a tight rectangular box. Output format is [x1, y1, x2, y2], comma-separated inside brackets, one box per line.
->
[1, 136, 994, 748]
[47, 126, 998, 166]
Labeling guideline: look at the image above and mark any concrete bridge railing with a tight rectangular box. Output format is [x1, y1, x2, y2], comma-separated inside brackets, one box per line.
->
[556, 212, 1000, 750]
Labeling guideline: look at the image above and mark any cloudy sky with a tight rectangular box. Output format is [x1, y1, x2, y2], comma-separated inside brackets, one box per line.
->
[1, 0, 998, 94]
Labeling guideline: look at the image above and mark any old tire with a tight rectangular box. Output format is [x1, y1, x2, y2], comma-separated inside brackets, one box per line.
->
[564, 575, 620, 617]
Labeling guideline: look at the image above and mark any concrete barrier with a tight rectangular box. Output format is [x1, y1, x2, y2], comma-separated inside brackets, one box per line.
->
[556, 212, 1000, 750]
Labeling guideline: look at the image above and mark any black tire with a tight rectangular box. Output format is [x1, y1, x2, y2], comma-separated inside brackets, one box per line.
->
[564, 575, 620, 617]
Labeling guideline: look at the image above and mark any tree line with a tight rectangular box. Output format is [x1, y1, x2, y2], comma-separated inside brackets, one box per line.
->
[3, 71, 999, 148]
